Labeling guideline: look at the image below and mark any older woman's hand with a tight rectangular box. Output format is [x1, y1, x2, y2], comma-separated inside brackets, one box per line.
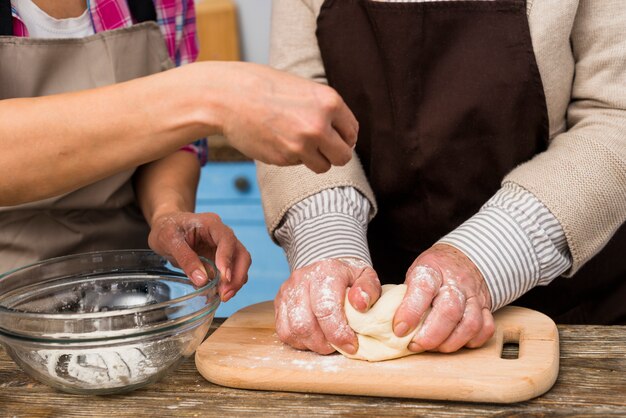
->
[393, 244, 495, 353]
[274, 258, 381, 355]
[148, 211, 251, 302]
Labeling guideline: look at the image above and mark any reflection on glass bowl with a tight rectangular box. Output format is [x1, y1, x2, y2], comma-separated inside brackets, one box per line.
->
[0, 250, 219, 395]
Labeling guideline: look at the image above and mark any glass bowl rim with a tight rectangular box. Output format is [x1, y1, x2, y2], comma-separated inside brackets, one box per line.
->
[0, 249, 220, 321]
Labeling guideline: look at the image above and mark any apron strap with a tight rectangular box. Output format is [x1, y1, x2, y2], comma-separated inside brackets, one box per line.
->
[0, 0, 13, 36]
[127, 0, 157, 23]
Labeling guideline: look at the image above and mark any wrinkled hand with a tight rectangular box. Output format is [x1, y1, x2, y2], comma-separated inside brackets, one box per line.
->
[148, 211, 251, 302]
[393, 244, 494, 353]
[216, 63, 358, 174]
[275, 258, 381, 355]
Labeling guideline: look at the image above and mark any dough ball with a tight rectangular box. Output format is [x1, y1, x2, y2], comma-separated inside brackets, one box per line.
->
[334, 284, 426, 362]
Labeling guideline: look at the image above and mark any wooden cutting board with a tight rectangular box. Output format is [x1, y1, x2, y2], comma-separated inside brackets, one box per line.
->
[195, 302, 559, 403]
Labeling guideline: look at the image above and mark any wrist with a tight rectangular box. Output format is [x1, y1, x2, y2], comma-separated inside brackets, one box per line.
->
[146, 192, 192, 227]
[337, 257, 372, 269]
[277, 212, 372, 270]
[149, 206, 181, 227]
[189, 61, 256, 137]
[159, 63, 227, 138]
[276, 188, 373, 270]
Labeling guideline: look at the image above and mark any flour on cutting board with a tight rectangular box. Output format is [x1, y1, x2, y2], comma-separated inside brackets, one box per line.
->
[213, 350, 345, 373]
[211, 333, 411, 373]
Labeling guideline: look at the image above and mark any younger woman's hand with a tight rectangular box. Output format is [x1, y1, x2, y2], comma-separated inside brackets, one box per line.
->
[204, 62, 359, 174]
[148, 211, 251, 302]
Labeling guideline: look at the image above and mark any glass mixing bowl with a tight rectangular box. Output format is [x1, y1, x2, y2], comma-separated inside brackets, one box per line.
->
[0, 250, 220, 395]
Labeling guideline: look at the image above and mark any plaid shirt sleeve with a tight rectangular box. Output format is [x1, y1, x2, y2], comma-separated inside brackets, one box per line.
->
[162, 0, 207, 165]
[154, 0, 199, 66]
[147, 0, 208, 164]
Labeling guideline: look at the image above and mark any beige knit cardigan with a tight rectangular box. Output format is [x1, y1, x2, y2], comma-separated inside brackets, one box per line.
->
[257, 0, 626, 274]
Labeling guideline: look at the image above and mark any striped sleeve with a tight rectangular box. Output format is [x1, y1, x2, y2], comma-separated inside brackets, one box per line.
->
[275, 187, 372, 270]
[439, 183, 572, 311]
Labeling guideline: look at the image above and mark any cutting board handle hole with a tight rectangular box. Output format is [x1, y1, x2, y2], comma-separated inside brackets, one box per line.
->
[501, 342, 520, 359]
[501, 328, 521, 360]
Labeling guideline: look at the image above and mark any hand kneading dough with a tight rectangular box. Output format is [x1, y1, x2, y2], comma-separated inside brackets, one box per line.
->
[334, 284, 426, 362]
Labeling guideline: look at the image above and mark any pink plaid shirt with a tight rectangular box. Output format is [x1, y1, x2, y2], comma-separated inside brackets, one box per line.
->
[11, 0, 198, 65]
[11, 0, 208, 164]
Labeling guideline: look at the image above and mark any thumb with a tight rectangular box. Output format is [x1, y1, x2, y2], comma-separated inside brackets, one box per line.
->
[393, 264, 442, 337]
[347, 266, 382, 312]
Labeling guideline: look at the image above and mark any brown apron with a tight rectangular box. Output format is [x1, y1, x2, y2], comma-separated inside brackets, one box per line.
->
[0, 8, 174, 272]
[316, 0, 626, 324]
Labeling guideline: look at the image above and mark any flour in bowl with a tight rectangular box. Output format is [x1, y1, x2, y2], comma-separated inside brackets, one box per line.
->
[36, 346, 157, 387]
[33, 344, 167, 389]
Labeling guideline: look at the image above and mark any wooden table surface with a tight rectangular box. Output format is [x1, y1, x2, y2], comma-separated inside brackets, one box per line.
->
[1, 319, 625, 417]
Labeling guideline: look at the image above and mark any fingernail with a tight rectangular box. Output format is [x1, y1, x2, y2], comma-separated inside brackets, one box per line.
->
[394, 322, 410, 337]
[417, 327, 427, 339]
[341, 344, 356, 354]
[191, 269, 207, 286]
[358, 288, 370, 309]
[224, 267, 232, 283]
[408, 342, 421, 352]
[222, 290, 235, 302]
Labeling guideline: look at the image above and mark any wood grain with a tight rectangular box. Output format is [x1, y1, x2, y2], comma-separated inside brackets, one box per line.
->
[1, 320, 625, 417]
[195, 303, 559, 403]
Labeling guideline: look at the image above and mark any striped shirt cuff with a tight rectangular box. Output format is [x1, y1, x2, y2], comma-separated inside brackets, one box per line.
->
[275, 187, 372, 270]
[439, 183, 572, 311]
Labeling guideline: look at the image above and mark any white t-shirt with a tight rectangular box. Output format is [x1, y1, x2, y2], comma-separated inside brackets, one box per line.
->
[11, 0, 95, 38]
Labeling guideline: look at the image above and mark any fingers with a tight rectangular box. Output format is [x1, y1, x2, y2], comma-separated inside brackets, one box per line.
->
[201, 218, 247, 301]
[220, 65, 359, 170]
[408, 284, 466, 352]
[287, 284, 335, 354]
[311, 91, 356, 170]
[168, 238, 209, 287]
[309, 275, 358, 354]
[274, 259, 359, 355]
[437, 298, 483, 353]
[466, 308, 496, 348]
[206, 222, 235, 282]
[346, 266, 381, 312]
[300, 148, 332, 174]
[274, 290, 307, 351]
[149, 212, 251, 298]
[394, 265, 442, 338]
[328, 95, 359, 148]
[220, 242, 251, 302]
[274, 275, 335, 355]
[317, 128, 353, 167]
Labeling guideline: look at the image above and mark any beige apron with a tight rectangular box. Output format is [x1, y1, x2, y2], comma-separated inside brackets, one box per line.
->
[0, 22, 174, 273]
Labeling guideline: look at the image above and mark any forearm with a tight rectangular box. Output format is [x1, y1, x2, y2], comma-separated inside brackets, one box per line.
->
[504, 1, 626, 271]
[135, 150, 200, 226]
[275, 187, 372, 269]
[0, 63, 221, 206]
[439, 183, 572, 311]
[135, 150, 251, 293]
